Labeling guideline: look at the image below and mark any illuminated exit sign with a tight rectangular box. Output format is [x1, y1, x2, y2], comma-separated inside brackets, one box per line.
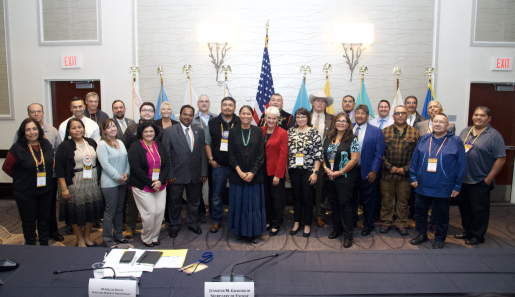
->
[492, 56, 512, 71]
[61, 55, 82, 69]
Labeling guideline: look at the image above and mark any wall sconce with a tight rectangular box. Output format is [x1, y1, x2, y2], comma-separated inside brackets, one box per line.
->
[197, 23, 237, 81]
[332, 23, 374, 82]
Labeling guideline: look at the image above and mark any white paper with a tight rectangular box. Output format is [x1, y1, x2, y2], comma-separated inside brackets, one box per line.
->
[205, 282, 254, 297]
[83, 169, 92, 179]
[37, 176, 46, 187]
[154, 256, 184, 269]
[295, 156, 304, 166]
[101, 249, 153, 278]
[427, 162, 437, 172]
[220, 142, 228, 151]
[89, 278, 137, 297]
[152, 171, 160, 181]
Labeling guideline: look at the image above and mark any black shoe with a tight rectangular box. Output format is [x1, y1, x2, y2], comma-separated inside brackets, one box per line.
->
[361, 227, 373, 236]
[303, 231, 311, 237]
[152, 241, 161, 246]
[454, 233, 471, 240]
[266, 225, 272, 231]
[433, 240, 444, 249]
[270, 229, 279, 236]
[40, 242, 49, 246]
[143, 242, 154, 247]
[290, 226, 300, 235]
[465, 237, 481, 245]
[50, 232, 64, 241]
[410, 233, 428, 245]
[169, 230, 179, 238]
[198, 215, 207, 224]
[397, 227, 409, 236]
[65, 224, 73, 234]
[189, 226, 202, 234]
[328, 230, 342, 239]
[115, 239, 129, 244]
[343, 238, 353, 248]
[379, 225, 391, 234]
[85, 242, 98, 247]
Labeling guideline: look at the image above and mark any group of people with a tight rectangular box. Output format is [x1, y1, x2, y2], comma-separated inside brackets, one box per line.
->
[2, 89, 506, 249]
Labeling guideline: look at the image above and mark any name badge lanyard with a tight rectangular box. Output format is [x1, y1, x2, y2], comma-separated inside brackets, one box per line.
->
[295, 128, 310, 166]
[220, 123, 234, 152]
[76, 141, 93, 179]
[463, 127, 487, 154]
[28, 142, 46, 187]
[143, 141, 161, 181]
[427, 136, 447, 172]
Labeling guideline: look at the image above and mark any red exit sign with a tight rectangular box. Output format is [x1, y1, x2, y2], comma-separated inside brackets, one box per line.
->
[492, 56, 512, 71]
[61, 55, 82, 69]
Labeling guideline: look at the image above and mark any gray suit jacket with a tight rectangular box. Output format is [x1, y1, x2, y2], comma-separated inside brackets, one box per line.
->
[414, 119, 456, 136]
[164, 123, 207, 184]
[114, 117, 136, 140]
[413, 112, 426, 127]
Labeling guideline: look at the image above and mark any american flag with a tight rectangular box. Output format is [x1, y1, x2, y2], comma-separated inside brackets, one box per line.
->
[253, 37, 274, 125]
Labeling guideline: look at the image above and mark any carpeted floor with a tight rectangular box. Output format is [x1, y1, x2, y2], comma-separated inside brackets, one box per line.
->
[1, 198, 514, 251]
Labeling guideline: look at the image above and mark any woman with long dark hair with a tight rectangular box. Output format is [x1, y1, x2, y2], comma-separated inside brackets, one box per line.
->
[322, 113, 360, 248]
[55, 118, 104, 247]
[2, 118, 54, 245]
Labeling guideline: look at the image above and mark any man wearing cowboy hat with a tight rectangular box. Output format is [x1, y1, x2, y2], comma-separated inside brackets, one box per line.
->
[309, 90, 335, 227]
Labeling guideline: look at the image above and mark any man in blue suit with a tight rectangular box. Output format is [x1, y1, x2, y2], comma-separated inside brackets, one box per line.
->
[352, 104, 385, 236]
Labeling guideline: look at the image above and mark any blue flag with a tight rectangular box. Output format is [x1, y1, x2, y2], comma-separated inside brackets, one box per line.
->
[421, 83, 434, 119]
[292, 79, 311, 117]
[357, 80, 374, 118]
[154, 85, 175, 120]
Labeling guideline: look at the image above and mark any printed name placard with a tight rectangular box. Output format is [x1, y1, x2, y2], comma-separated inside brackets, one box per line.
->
[205, 282, 254, 297]
[89, 278, 137, 297]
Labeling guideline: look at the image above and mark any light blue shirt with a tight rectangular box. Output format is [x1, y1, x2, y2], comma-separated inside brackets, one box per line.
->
[353, 123, 367, 166]
[97, 139, 130, 188]
[199, 111, 211, 127]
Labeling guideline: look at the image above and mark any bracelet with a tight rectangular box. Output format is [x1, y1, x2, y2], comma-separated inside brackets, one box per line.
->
[61, 188, 68, 192]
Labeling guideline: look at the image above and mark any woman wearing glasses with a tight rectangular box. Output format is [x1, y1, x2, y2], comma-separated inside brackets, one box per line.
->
[322, 113, 360, 248]
[287, 107, 323, 237]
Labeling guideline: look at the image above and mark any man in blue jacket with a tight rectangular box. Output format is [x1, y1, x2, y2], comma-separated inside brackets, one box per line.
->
[352, 104, 385, 236]
[409, 113, 466, 248]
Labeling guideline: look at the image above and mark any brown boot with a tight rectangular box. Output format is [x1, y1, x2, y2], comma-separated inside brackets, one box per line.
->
[209, 223, 220, 233]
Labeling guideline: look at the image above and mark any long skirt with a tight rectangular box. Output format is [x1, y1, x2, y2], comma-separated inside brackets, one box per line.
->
[59, 170, 104, 226]
[228, 183, 266, 237]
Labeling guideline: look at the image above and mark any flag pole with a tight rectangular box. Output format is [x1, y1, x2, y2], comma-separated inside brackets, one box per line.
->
[300, 65, 311, 108]
[158, 66, 164, 104]
[359, 66, 368, 104]
[129, 66, 139, 120]
[393, 66, 401, 106]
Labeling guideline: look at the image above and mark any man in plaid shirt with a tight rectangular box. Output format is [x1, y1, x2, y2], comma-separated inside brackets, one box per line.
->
[379, 106, 420, 235]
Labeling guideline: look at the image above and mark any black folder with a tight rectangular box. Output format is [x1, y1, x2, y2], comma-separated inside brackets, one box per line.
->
[136, 251, 163, 266]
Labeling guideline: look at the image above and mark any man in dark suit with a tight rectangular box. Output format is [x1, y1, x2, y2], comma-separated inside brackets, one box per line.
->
[351, 104, 385, 236]
[164, 105, 207, 238]
[112, 100, 135, 140]
[405, 96, 426, 127]
[309, 89, 335, 227]
[258, 93, 295, 130]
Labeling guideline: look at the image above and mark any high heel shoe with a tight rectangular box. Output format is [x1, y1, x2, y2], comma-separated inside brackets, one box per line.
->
[270, 228, 279, 236]
[290, 225, 300, 235]
[303, 226, 311, 237]
[143, 242, 154, 247]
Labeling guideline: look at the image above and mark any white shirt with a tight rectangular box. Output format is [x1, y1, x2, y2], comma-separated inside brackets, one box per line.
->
[369, 115, 394, 129]
[311, 111, 325, 138]
[407, 113, 416, 126]
[181, 122, 194, 150]
[353, 123, 367, 166]
[428, 120, 433, 133]
[59, 116, 101, 143]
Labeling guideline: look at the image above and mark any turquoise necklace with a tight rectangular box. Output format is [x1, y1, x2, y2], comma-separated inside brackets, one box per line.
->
[241, 127, 251, 146]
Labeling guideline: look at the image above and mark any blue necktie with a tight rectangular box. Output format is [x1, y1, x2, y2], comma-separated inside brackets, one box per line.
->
[379, 119, 385, 129]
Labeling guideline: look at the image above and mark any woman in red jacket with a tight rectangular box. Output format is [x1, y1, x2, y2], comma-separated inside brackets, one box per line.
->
[262, 106, 289, 236]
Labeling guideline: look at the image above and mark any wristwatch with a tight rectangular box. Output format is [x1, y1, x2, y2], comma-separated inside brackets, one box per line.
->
[209, 157, 214, 162]
[313, 170, 319, 174]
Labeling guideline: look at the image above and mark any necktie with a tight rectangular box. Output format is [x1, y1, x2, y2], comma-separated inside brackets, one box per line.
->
[408, 115, 414, 126]
[185, 127, 192, 151]
[120, 120, 127, 133]
[354, 126, 360, 136]
[379, 119, 385, 129]
[315, 114, 320, 129]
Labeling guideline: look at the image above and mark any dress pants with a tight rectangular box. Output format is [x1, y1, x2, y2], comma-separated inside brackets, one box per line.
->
[415, 194, 450, 242]
[49, 178, 59, 235]
[167, 182, 202, 232]
[14, 191, 52, 245]
[289, 168, 313, 226]
[211, 165, 231, 224]
[326, 180, 354, 239]
[198, 165, 212, 216]
[458, 181, 493, 242]
[352, 169, 378, 229]
[101, 185, 127, 246]
[132, 187, 166, 244]
[380, 179, 411, 228]
[314, 169, 331, 219]
[264, 174, 285, 229]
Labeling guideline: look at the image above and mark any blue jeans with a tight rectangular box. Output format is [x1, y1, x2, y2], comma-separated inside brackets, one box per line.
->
[211, 165, 231, 224]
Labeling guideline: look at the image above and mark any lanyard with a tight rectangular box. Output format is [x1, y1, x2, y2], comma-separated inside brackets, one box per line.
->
[88, 112, 96, 122]
[220, 123, 234, 136]
[76, 140, 93, 165]
[142, 140, 161, 168]
[162, 118, 174, 128]
[463, 126, 487, 145]
[28, 143, 45, 173]
[295, 128, 310, 152]
[429, 136, 447, 158]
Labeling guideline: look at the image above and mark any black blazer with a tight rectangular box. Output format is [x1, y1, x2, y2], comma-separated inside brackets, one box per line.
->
[114, 117, 136, 140]
[154, 119, 179, 129]
[322, 135, 358, 184]
[55, 137, 101, 186]
[228, 124, 264, 186]
[128, 140, 170, 191]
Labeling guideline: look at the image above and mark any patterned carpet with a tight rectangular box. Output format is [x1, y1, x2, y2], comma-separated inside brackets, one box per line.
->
[1, 198, 515, 251]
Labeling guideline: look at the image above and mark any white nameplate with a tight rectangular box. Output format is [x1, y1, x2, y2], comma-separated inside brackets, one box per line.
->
[205, 282, 254, 297]
[89, 278, 137, 297]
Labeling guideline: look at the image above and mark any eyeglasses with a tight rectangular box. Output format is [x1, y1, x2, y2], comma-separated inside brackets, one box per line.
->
[394, 112, 407, 116]
[296, 116, 307, 119]
[29, 110, 43, 114]
[336, 120, 348, 124]
[198, 100, 209, 104]
[141, 109, 154, 113]
[433, 120, 448, 124]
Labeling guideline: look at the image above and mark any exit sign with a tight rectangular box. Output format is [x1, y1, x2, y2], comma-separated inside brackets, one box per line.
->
[61, 55, 82, 69]
[492, 56, 512, 71]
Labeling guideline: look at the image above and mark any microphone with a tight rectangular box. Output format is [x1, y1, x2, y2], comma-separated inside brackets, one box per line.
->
[212, 253, 279, 282]
[53, 267, 117, 279]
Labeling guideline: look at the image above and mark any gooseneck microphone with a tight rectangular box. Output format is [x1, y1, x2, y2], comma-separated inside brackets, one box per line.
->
[212, 253, 279, 282]
[53, 267, 117, 279]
